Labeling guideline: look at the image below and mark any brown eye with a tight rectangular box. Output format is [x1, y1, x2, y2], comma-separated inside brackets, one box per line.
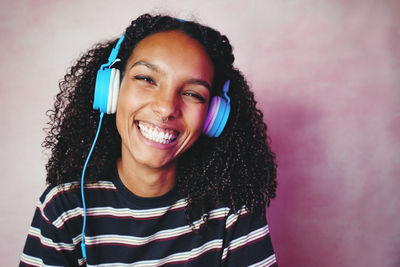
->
[134, 75, 156, 85]
[183, 91, 206, 103]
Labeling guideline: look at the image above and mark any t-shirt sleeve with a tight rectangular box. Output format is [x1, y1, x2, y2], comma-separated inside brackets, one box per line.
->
[19, 187, 83, 267]
[221, 208, 277, 266]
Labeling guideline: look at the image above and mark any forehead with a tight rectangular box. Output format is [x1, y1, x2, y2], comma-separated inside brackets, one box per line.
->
[126, 31, 214, 80]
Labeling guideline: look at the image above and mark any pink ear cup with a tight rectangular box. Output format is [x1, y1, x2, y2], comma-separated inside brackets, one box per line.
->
[212, 97, 230, 137]
[203, 97, 221, 134]
[202, 80, 231, 137]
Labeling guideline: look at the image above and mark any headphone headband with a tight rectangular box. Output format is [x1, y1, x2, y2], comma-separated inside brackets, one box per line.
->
[99, 34, 125, 71]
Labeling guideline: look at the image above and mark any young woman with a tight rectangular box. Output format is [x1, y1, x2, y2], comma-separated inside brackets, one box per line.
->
[20, 14, 278, 266]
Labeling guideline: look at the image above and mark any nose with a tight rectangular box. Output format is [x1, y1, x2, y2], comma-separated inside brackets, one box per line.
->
[152, 86, 181, 122]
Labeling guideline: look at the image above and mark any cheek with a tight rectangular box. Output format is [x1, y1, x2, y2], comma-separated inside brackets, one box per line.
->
[115, 89, 137, 135]
[115, 106, 127, 140]
[116, 85, 146, 118]
[185, 106, 209, 132]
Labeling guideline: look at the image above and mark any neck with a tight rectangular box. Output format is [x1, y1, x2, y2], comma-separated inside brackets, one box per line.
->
[116, 156, 176, 198]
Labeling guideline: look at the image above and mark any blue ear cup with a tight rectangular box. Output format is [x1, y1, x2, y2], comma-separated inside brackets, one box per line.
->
[93, 35, 125, 114]
[202, 80, 231, 137]
[93, 68, 121, 114]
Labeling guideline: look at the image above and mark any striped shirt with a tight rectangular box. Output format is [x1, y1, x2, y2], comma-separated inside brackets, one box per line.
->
[20, 172, 277, 266]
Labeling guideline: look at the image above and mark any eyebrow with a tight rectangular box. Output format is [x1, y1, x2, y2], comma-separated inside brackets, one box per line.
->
[186, 79, 212, 91]
[129, 60, 164, 74]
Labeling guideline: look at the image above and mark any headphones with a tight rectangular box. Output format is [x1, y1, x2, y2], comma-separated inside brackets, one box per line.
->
[93, 35, 231, 138]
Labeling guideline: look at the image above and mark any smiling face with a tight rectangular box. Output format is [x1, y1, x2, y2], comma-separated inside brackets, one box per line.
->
[116, 30, 214, 171]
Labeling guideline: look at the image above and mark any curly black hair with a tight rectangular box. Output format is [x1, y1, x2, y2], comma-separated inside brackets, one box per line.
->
[43, 14, 277, 224]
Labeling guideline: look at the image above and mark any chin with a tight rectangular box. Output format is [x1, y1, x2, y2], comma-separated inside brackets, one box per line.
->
[134, 154, 177, 170]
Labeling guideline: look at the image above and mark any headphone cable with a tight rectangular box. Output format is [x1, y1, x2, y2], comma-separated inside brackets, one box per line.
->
[81, 112, 104, 259]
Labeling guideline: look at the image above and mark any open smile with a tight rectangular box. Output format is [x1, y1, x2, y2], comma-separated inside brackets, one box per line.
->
[137, 121, 180, 144]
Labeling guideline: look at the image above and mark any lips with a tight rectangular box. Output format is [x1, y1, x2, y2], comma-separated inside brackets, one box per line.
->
[137, 121, 179, 144]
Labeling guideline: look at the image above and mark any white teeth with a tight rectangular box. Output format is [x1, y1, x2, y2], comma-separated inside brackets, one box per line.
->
[138, 121, 178, 144]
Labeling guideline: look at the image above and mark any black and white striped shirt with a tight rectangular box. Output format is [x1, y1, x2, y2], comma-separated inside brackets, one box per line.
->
[20, 172, 277, 266]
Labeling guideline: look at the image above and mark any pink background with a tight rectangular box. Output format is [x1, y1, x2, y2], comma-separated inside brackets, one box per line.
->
[1, 0, 399, 266]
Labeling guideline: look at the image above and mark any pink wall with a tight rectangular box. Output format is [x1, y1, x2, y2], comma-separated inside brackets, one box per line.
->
[1, 1, 399, 266]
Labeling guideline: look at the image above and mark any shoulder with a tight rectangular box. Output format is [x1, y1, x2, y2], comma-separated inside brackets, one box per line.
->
[224, 206, 269, 233]
[194, 204, 269, 234]
[221, 206, 276, 265]
[38, 181, 117, 227]
[36, 182, 80, 227]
